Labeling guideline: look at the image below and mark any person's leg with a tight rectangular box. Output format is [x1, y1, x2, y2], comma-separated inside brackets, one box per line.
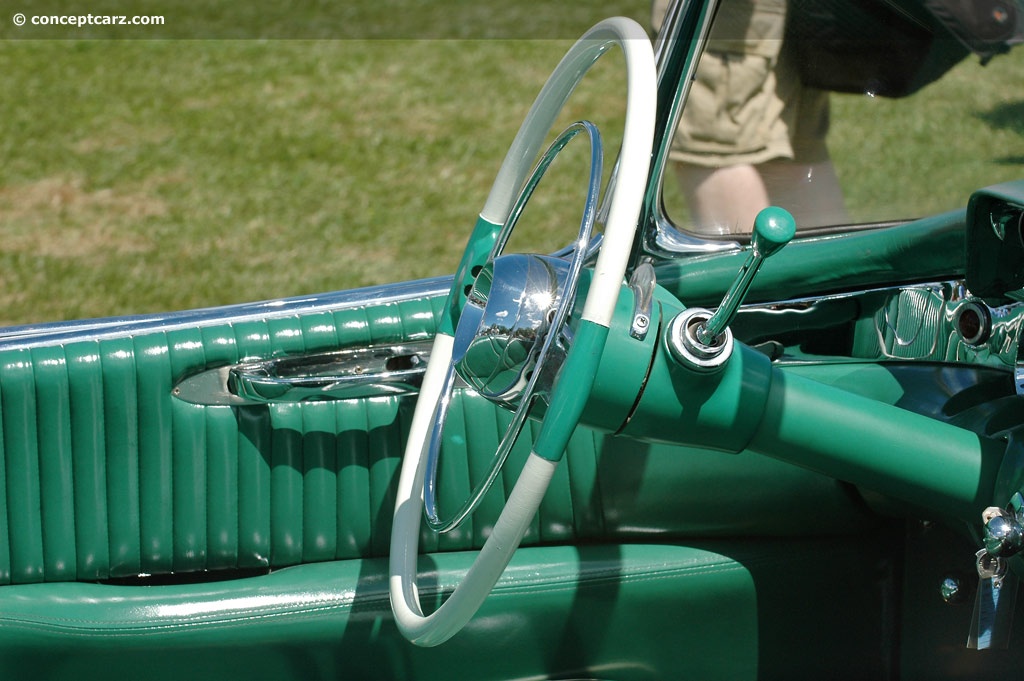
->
[676, 163, 770, 235]
[676, 155, 847, 235]
[759, 157, 847, 228]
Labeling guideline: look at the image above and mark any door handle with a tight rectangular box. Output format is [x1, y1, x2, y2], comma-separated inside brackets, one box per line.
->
[173, 339, 432, 406]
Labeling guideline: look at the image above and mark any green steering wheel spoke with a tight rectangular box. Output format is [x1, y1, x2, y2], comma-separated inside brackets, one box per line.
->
[441, 215, 503, 336]
[533, 320, 609, 462]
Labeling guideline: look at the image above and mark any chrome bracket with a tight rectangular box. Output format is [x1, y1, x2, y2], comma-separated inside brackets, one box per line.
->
[628, 261, 656, 341]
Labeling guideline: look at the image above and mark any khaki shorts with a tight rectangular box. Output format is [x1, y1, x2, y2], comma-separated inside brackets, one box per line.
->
[656, 0, 831, 167]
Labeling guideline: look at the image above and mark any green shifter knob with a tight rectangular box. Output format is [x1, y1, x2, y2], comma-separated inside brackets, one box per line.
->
[752, 206, 796, 259]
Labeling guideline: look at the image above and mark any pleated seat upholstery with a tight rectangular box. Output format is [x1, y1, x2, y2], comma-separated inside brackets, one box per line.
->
[0, 292, 591, 583]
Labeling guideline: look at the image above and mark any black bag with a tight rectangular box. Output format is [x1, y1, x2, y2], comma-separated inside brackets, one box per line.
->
[786, 0, 1020, 97]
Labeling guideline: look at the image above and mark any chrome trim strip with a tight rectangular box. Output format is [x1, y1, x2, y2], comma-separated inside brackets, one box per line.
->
[628, 261, 656, 340]
[651, 213, 740, 254]
[0, 276, 452, 351]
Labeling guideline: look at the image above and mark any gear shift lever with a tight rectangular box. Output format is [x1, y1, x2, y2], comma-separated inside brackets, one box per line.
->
[668, 206, 795, 371]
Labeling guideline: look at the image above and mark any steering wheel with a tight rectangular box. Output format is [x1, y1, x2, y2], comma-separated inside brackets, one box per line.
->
[389, 17, 656, 647]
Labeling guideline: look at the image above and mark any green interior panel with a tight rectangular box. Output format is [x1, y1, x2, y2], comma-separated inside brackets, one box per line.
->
[0, 289, 872, 585]
[1, 295, 445, 583]
[0, 271, 1015, 679]
[2, 0, 1021, 674]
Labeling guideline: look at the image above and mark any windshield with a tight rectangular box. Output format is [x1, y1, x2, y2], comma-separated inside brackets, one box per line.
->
[656, 0, 1024, 237]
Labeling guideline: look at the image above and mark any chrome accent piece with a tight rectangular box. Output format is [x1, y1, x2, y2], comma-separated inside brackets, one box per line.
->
[735, 280, 1024, 372]
[876, 283, 1023, 365]
[550, 232, 603, 263]
[969, 544, 1019, 650]
[976, 547, 1007, 580]
[642, 0, 729, 258]
[954, 299, 993, 347]
[453, 254, 570, 407]
[649, 213, 740, 255]
[941, 576, 965, 604]
[983, 494, 1024, 559]
[628, 261, 656, 340]
[697, 208, 794, 345]
[984, 512, 1024, 558]
[875, 286, 945, 358]
[666, 307, 733, 372]
[172, 340, 433, 406]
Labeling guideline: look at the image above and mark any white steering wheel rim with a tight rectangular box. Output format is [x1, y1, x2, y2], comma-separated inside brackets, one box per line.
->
[390, 17, 657, 647]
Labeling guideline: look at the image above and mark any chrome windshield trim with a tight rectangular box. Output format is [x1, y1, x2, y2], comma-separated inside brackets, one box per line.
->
[650, 212, 740, 254]
[640, 0, 726, 259]
[0, 276, 452, 351]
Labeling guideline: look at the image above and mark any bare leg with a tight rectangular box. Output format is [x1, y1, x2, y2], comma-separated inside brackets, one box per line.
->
[759, 159, 847, 228]
[676, 159, 847, 234]
[676, 163, 770, 235]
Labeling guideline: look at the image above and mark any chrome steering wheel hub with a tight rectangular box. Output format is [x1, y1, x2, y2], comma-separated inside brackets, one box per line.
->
[453, 253, 573, 408]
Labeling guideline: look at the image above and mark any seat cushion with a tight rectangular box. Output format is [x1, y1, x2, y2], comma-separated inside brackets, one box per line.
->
[0, 538, 889, 681]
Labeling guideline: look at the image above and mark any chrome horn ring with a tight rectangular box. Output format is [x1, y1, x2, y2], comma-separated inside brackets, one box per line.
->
[422, 120, 603, 533]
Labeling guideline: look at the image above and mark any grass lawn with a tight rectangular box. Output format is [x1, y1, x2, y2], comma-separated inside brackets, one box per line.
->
[829, 49, 1024, 223]
[1, 5, 1023, 326]
[0, 28, 647, 325]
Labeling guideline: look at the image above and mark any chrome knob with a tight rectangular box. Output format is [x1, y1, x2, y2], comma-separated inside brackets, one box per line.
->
[984, 509, 1024, 558]
[940, 575, 964, 604]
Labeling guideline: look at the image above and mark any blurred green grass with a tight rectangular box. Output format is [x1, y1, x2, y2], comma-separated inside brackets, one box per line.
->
[1, 6, 1023, 326]
[0, 32, 637, 325]
[829, 49, 1024, 223]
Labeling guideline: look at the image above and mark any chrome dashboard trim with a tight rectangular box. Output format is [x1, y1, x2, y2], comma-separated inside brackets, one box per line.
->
[739, 281, 1024, 373]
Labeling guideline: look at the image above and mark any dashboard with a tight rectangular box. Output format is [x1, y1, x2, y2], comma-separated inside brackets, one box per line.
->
[967, 180, 1024, 304]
